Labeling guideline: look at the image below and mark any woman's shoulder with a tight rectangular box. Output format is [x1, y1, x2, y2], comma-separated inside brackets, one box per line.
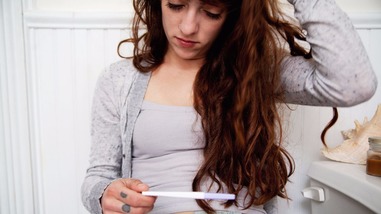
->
[104, 58, 140, 80]
[94, 58, 146, 97]
[98, 58, 147, 88]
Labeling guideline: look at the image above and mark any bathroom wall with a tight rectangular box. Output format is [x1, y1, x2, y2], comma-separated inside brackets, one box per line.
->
[35, 0, 132, 12]
[336, 0, 381, 12]
[1, 0, 380, 213]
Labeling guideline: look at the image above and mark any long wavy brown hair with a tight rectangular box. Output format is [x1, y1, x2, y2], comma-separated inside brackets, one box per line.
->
[119, 0, 311, 212]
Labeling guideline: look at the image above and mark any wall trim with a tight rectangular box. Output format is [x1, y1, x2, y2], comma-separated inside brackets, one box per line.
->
[0, 0, 35, 213]
[348, 12, 381, 29]
[23, 11, 133, 29]
[23, 10, 381, 29]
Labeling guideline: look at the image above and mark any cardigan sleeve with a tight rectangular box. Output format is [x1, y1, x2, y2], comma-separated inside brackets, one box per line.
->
[281, 0, 377, 107]
[81, 66, 123, 214]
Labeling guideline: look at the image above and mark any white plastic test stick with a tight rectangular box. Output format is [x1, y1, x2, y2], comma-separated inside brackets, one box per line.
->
[142, 191, 235, 200]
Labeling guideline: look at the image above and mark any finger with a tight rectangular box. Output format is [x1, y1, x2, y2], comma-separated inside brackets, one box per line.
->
[101, 194, 125, 213]
[103, 211, 123, 214]
[103, 179, 148, 202]
[121, 204, 131, 213]
[121, 179, 149, 192]
[118, 189, 156, 208]
[102, 195, 131, 213]
[106, 199, 153, 214]
[102, 178, 155, 211]
[130, 206, 155, 214]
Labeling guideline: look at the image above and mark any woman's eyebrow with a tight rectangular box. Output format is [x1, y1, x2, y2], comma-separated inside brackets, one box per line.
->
[200, 0, 224, 7]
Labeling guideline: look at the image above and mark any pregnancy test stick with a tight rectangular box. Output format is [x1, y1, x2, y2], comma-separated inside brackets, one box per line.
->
[142, 191, 235, 200]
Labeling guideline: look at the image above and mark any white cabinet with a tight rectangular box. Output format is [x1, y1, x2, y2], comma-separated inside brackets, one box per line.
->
[304, 161, 381, 214]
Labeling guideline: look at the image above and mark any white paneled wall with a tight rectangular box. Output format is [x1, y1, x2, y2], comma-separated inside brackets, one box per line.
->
[24, 13, 133, 213]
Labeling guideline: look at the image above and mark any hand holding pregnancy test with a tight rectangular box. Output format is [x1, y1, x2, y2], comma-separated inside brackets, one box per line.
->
[142, 191, 235, 200]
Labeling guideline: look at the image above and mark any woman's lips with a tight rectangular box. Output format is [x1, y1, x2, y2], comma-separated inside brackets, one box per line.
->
[176, 37, 197, 48]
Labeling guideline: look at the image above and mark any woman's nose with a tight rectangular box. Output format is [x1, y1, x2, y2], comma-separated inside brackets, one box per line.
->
[178, 11, 199, 35]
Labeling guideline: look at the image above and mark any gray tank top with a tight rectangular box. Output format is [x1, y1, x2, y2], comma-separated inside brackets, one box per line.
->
[132, 100, 265, 213]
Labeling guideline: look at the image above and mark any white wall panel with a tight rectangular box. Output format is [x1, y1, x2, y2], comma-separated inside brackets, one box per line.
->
[24, 14, 132, 212]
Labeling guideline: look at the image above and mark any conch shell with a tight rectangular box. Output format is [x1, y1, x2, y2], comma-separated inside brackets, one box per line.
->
[322, 104, 381, 164]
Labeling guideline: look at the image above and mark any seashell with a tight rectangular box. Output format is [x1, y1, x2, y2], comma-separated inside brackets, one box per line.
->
[321, 104, 381, 164]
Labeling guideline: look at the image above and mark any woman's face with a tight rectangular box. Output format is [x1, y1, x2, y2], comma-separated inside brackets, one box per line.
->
[161, 0, 227, 61]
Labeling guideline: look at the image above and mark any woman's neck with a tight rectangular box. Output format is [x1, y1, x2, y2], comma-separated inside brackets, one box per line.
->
[143, 53, 202, 106]
[163, 47, 205, 74]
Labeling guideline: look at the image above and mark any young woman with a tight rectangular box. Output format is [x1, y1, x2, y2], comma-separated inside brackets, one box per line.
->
[81, 0, 377, 213]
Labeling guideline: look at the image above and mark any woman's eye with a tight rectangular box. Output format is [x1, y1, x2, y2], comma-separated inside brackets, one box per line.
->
[204, 11, 222, 20]
[167, 2, 184, 11]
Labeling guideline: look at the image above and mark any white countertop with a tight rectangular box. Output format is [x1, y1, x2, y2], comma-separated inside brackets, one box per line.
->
[308, 161, 381, 213]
